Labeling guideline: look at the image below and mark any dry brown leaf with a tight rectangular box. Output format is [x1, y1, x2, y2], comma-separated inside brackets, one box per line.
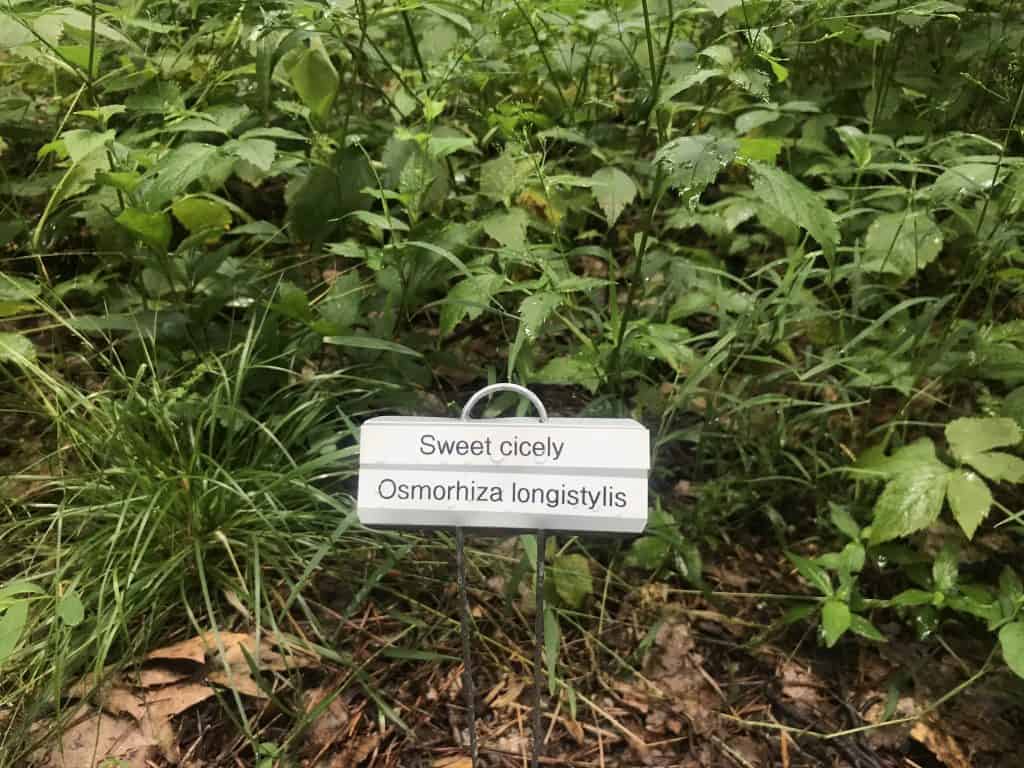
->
[146, 631, 252, 664]
[432, 757, 473, 768]
[134, 666, 193, 688]
[778, 659, 827, 711]
[207, 669, 267, 698]
[490, 678, 526, 710]
[46, 707, 157, 768]
[911, 721, 970, 768]
[644, 621, 718, 734]
[304, 687, 350, 755]
[563, 718, 584, 744]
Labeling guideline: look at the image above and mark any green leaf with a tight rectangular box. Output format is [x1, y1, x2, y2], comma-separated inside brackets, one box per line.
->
[591, 166, 637, 227]
[0, 581, 43, 601]
[0, 600, 28, 663]
[351, 211, 410, 232]
[946, 469, 993, 540]
[227, 138, 277, 172]
[999, 621, 1024, 679]
[440, 273, 504, 337]
[737, 137, 783, 164]
[286, 148, 373, 243]
[116, 208, 172, 252]
[544, 606, 560, 696]
[849, 614, 887, 642]
[288, 46, 339, 121]
[655, 134, 737, 205]
[931, 162, 1007, 201]
[1000, 566, 1024, 606]
[701, 0, 744, 16]
[323, 335, 422, 357]
[870, 463, 951, 544]
[624, 536, 671, 570]
[0, 273, 40, 303]
[787, 552, 832, 596]
[829, 504, 862, 540]
[932, 544, 959, 593]
[482, 208, 529, 249]
[534, 356, 601, 394]
[822, 599, 851, 647]
[56, 589, 84, 627]
[862, 210, 943, 280]
[962, 451, 1024, 483]
[509, 292, 562, 373]
[552, 554, 593, 608]
[172, 198, 232, 234]
[946, 417, 1021, 460]
[889, 589, 936, 607]
[839, 542, 866, 574]
[750, 163, 839, 256]
[479, 152, 519, 204]
[853, 438, 941, 479]
[137, 143, 220, 210]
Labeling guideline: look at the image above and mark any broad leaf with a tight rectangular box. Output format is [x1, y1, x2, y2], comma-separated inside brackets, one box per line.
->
[931, 163, 1008, 201]
[552, 554, 593, 608]
[440, 273, 504, 337]
[963, 451, 1024, 483]
[853, 438, 941, 479]
[482, 208, 529, 249]
[286, 148, 373, 243]
[544, 606, 560, 696]
[0, 333, 35, 365]
[534, 356, 601, 393]
[946, 417, 1021, 460]
[480, 152, 519, 204]
[870, 463, 950, 544]
[862, 210, 943, 280]
[655, 135, 737, 206]
[999, 621, 1024, 679]
[137, 143, 219, 210]
[946, 469, 992, 539]
[116, 208, 172, 252]
[509, 292, 562, 373]
[172, 198, 232, 234]
[56, 589, 84, 627]
[591, 166, 637, 227]
[288, 46, 339, 121]
[849, 615, 887, 642]
[0, 600, 28, 663]
[822, 599, 851, 648]
[750, 163, 838, 256]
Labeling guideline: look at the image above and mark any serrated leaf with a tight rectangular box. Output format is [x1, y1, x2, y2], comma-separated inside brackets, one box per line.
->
[750, 163, 838, 256]
[286, 148, 373, 243]
[853, 438, 940, 479]
[946, 417, 1021, 460]
[172, 198, 232, 234]
[0, 333, 35, 365]
[870, 463, 951, 544]
[591, 166, 637, 227]
[509, 292, 561, 373]
[552, 554, 593, 608]
[862, 210, 943, 280]
[737, 137, 783, 164]
[931, 162, 1007, 201]
[822, 599, 851, 647]
[946, 469, 992, 540]
[482, 208, 528, 249]
[932, 544, 959, 593]
[288, 46, 339, 121]
[534, 356, 601, 394]
[56, 589, 84, 627]
[480, 152, 518, 204]
[624, 536, 671, 570]
[227, 138, 277, 172]
[829, 504, 861, 540]
[655, 135, 737, 205]
[440, 273, 504, 337]
[116, 208, 172, 252]
[999, 621, 1024, 679]
[137, 143, 219, 210]
[963, 451, 1024, 483]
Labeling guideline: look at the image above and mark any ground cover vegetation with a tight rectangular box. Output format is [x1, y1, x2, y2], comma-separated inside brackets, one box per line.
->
[1, 0, 1023, 765]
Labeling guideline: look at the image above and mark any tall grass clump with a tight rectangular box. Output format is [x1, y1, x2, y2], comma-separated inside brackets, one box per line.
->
[0, 326, 363, 757]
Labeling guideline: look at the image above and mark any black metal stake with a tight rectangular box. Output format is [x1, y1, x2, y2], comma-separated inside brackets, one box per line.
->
[455, 527, 478, 765]
[533, 529, 546, 768]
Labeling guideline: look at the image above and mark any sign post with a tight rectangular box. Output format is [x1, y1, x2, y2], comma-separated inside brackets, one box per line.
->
[357, 384, 649, 766]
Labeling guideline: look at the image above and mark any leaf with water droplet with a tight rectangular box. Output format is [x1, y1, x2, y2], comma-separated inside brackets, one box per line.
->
[655, 135, 737, 208]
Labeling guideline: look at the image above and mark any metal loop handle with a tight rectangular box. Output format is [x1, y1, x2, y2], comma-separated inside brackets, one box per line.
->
[460, 383, 549, 422]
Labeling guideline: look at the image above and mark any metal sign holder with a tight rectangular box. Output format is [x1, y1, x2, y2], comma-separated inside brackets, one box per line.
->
[357, 383, 648, 767]
[457, 384, 549, 768]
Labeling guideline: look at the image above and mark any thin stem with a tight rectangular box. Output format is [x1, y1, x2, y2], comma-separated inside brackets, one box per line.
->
[455, 528, 478, 766]
[512, 0, 570, 115]
[532, 529, 547, 768]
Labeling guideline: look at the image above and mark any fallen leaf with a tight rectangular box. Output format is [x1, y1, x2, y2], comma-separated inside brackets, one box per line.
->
[304, 687, 350, 755]
[432, 757, 473, 768]
[563, 718, 584, 744]
[146, 631, 252, 664]
[208, 669, 267, 698]
[46, 706, 157, 768]
[911, 721, 970, 768]
[644, 621, 718, 734]
[778, 660, 827, 711]
[490, 678, 526, 710]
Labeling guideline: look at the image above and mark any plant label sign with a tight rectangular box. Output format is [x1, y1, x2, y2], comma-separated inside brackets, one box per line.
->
[357, 417, 650, 533]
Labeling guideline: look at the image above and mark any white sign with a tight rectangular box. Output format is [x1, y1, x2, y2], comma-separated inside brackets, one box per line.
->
[357, 416, 650, 533]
